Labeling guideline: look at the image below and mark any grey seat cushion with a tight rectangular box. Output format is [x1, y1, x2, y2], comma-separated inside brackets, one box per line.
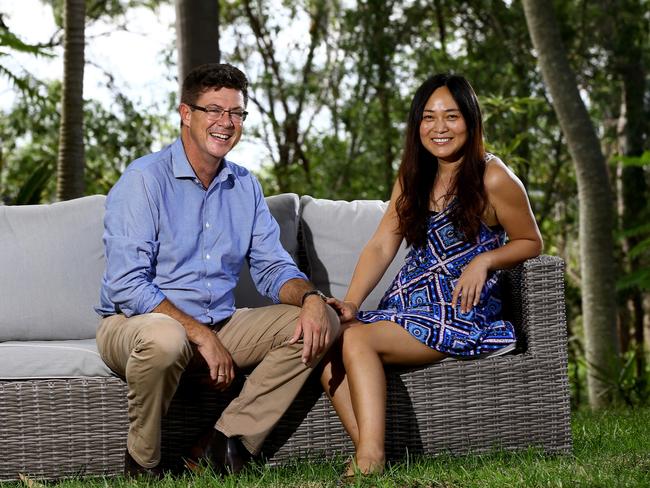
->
[299, 196, 409, 310]
[0, 195, 106, 341]
[0, 339, 114, 378]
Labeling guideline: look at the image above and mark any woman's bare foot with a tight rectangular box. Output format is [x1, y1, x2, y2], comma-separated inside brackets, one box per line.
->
[344, 455, 385, 477]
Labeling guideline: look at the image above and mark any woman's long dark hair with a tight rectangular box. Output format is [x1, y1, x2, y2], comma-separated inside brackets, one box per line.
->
[396, 73, 487, 248]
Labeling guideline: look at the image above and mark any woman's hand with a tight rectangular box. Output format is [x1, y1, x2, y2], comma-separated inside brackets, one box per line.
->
[451, 254, 491, 314]
[326, 297, 359, 323]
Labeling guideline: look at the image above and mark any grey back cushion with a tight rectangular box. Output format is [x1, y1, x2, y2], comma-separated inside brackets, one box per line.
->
[0, 195, 106, 341]
[300, 196, 409, 310]
[233, 193, 300, 308]
[0, 193, 300, 341]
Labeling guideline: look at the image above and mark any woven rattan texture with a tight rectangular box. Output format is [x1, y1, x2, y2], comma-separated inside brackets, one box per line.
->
[0, 256, 571, 480]
[0, 378, 128, 480]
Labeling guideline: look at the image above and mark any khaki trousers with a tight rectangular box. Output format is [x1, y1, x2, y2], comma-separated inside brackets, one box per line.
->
[96, 304, 337, 468]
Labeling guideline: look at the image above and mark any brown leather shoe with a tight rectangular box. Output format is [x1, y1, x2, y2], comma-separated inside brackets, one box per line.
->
[124, 449, 164, 480]
[187, 429, 251, 475]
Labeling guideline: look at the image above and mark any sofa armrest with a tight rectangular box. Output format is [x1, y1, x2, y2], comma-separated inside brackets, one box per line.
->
[503, 255, 567, 357]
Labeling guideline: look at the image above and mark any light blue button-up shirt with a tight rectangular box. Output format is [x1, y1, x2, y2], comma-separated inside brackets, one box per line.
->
[96, 138, 307, 324]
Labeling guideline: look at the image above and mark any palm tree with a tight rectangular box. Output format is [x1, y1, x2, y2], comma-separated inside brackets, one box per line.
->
[56, 0, 85, 200]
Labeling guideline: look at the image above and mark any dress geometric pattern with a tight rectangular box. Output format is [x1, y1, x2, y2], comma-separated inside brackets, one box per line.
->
[357, 200, 516, 358]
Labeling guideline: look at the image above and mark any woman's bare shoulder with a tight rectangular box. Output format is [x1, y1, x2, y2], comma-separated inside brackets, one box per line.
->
[484, 155, 525, 194]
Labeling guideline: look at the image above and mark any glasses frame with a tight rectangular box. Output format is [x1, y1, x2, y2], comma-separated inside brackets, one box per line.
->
[187, 103, 248, 123]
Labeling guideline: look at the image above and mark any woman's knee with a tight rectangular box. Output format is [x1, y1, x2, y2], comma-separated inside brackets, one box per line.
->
[341, 325, 374, 360]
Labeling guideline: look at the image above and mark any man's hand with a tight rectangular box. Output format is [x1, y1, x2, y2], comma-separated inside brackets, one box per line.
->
[194, 326, 236, 391]
[288, 296, 337, 366]
[152, 299, 236, 390]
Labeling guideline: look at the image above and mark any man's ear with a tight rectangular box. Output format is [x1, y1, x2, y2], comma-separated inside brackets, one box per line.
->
[179, 103, 191, 128]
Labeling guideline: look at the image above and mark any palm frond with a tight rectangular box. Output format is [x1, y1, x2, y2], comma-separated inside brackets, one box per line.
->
[0, 65, 41, 99]
[0, 28, 54, 58]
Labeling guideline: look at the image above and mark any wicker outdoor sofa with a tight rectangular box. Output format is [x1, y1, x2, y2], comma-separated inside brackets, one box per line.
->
[0, 193, 571, 481]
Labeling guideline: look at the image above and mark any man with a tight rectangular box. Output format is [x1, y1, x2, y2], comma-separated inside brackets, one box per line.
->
[95, 63, 339, 478]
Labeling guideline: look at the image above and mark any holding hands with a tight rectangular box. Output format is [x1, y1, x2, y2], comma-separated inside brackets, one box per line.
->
[326, 297, 359, 323]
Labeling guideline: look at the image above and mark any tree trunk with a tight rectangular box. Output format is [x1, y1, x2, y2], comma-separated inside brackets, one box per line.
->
[175, 0, 220, 93]
[56, 0, 85, 201]
[522, 0, 619, 408]
[619, 62, 648, 385]
[644, 296, 650, 354]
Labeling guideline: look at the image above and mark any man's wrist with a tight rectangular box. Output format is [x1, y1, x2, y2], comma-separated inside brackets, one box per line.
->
[301, 289, 327, 306]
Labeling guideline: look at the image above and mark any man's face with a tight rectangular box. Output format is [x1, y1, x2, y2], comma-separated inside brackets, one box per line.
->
[180, 87, 246, 166]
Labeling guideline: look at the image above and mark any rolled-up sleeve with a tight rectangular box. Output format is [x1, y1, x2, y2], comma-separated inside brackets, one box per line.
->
[102, 170, 166, 316]
[247, 178, 307, 302]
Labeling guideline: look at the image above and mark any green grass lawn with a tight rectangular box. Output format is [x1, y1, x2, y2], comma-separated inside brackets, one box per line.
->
[14, 407, 650, 487]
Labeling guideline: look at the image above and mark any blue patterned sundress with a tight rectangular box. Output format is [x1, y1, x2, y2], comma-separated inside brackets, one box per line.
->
[357, 202, 516, 357]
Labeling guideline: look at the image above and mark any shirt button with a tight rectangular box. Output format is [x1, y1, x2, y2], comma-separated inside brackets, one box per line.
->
[206, 254, 211, 260]
[205, 222, 210, 228]
[207, 282, 212, 288]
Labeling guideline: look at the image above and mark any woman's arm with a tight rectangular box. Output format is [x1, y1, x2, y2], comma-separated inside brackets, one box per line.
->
[452, 158, 543, 313]
[332, 181, 404, 321]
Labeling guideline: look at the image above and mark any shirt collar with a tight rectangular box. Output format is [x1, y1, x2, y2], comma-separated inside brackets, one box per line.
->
[171, 138, 196, 179]
[171, 137, 235, 187]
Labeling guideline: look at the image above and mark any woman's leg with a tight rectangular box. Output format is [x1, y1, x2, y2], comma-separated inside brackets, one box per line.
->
[320, 323, 361, 448]
[342, 320, 446, 474]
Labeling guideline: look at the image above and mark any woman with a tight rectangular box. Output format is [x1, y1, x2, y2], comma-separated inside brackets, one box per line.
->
[321, 73, 543, 477]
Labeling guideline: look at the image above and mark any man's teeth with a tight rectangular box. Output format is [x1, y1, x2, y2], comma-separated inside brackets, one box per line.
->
[210, 133, 230, 140]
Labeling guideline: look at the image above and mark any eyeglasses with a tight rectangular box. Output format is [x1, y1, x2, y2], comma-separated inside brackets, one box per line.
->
[187, 103, 248, 124]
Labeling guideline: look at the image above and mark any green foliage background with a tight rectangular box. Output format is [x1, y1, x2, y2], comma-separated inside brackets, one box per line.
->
[1, 0, 648, 406]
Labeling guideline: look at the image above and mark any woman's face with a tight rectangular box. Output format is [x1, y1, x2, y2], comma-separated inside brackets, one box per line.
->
[419, 86, 468, 164]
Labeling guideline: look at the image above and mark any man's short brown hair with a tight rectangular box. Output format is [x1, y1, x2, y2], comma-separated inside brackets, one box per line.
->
[180, 63, 249, 106]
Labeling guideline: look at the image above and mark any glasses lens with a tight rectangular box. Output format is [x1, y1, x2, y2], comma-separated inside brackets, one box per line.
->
[202, 106, 246, 124]
[204, 107, 225, 120]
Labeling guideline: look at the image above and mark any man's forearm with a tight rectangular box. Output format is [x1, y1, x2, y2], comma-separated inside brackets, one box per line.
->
[152, 299, 211, 345]
[278, 278, 323, 307]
